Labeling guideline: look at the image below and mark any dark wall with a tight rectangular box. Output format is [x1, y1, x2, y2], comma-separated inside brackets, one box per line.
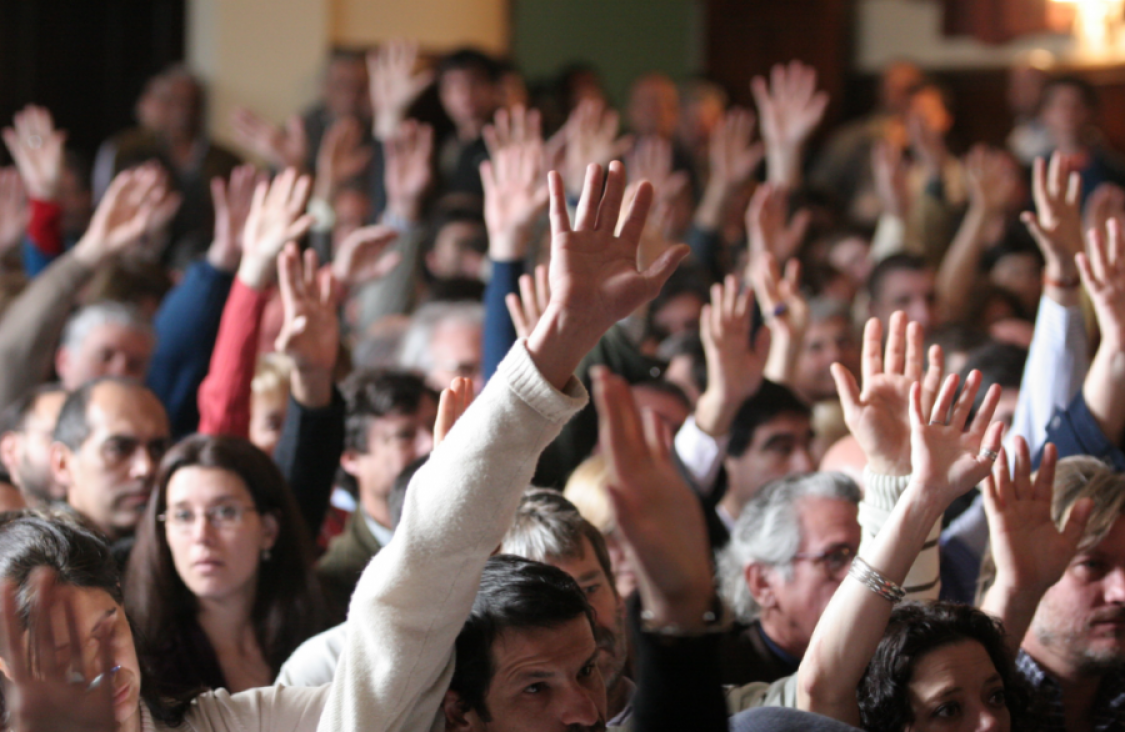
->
[0, 0, 184, 163]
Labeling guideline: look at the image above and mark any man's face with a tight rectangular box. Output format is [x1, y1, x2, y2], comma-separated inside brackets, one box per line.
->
[628, 77, 679, 139]
[344, 402, 435, 514]
[1041, 85, 1091, 143]
[548, 538, 628, 695]
[456, 616, 606, 732]
[1, 390, 67, 504]
[429, 321, 483, 395]
[53, 382, 170, 539]
[324, 57, 370, 120]
[426, 221, 487, 280]
[439, 68, 497, 134]
[1026, 516, 1125, 678]
[724, 412, 815, 517]
[871, 269, 938, 333]
[795, 317, 859, 402]
[755, 496, 860, 658]
[652, 293, 703, 341]
[58, 323, 154, 391]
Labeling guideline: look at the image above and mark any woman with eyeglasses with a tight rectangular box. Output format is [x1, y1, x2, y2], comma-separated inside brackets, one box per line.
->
[123, 434, 323, 701]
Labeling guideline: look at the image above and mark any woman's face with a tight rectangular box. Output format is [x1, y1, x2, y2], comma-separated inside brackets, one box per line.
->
[163, 466, 278, 603]
[0, 586, 142, 728]
[905, 639, 1010, 732]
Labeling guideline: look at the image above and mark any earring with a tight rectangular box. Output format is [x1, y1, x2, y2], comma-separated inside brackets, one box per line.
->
[261, 548, 272, 562]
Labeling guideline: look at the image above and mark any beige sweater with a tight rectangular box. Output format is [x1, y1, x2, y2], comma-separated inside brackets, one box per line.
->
[140, 341, 585, 732]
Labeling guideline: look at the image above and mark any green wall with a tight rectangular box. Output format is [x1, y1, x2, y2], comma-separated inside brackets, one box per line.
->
[512, 0, 702, 109]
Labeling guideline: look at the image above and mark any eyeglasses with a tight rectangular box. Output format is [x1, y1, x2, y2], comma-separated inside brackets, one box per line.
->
[793, 544, 857, 577]
[158, 504, 258, 532]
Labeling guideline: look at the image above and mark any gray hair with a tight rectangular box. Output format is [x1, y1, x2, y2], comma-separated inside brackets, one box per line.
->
[718, 471, 860, 623]
[501, 487, 615, 588]
[396, 301, 484, 376]
[60, 301, 154, 355]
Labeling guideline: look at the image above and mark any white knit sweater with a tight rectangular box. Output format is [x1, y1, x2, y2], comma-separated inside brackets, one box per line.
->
[140, 342, 585, 732]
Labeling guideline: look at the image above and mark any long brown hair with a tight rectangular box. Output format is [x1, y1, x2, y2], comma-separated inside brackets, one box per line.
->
[124, 435, 323, 714]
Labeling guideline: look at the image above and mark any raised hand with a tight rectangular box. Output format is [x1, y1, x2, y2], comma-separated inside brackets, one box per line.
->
[964, 144, 1017, 216]
[230, 108, 308, 171]
[751, 61, 828, 188]
[1021, 153, 1083, 289]
[505, 263, 549, 339]
[73, 166, 165, 267]
[0, 570, 117, 732]
[984, 440, 1091, 598]
[695, 108, 764, 231]
[526, 161, 689, 389]
[2, 105, 66, 201]
[562, 99, 633, 198]
[434, 376, 474, 447]
[832, 312, 945, 476]
[1077, 219, 1125, 348]
[745, 182, 810, 265]
[238, 168, 315, 290]
[331, 224, 400, 287]
[751, 251, 807, 386]
[313, 116, 373, 202]
[593, 366, 713, 630]
[481, 106, 549, 261]
[383, 120, 433, 223]
[275, 243, 339, 406]
[209, 163, 264, 273]
[0, 167, 29, 255]
[627, 136, 690, 238]
[695, 274, 770, 437]
[906, 370, 1005, 509]
[1085, 182, 1125, 248]
[368, 39, 434, 140]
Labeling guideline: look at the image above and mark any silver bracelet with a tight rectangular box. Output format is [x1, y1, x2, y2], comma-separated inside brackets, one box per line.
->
[848, 556, 905, 604]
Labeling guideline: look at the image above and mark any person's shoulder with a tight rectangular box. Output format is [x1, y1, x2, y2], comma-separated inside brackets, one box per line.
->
[183, 685, 329, 732]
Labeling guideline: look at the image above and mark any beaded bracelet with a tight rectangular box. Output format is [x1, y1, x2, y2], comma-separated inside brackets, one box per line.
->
[848, 556, 905, 604]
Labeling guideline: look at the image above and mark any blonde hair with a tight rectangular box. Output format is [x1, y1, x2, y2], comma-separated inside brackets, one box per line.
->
[1053, 455, 1125, 550]
[563, 454, 614, 534]
[252, 352, 293, 400]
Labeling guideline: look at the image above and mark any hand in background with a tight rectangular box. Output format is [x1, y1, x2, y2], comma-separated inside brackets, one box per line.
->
[481, 106, 549, 262]
[2, 105, 66, 201]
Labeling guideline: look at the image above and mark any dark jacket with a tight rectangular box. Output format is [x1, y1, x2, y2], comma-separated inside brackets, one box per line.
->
[316, 511, 384, 623]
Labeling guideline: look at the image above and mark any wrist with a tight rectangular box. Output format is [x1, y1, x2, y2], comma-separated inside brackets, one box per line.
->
[488, 232, 528, 262]
[292, 366, 334, 408]
[526, 303, 598, 392]
[694, 390, 737, 437]
[237, 257, 272, 291]
[901, 480, 953, 526]
[385, 196, 421, 223]
[866, 458, 912, 479]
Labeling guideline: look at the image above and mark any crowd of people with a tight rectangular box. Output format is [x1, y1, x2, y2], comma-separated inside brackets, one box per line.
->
[0, 37, 1123, 732]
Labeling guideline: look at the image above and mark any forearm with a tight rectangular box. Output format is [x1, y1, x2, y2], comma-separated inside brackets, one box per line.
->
[934, 204, 989, 323]
[318, 342, 586, 732]
[858, 469, 942, 600]
[353, 219, 422, 328]
[1082, 338, 1125, 447]
[197, 280, 269, 437]
[763, 329, 800, 388]
[799, 486, 944, 723]
[980, 578, 1048, 657]
[274, 389, 345, 538]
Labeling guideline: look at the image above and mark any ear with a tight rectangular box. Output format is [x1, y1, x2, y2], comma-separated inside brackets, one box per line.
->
[339, 448, 362, 479]
[48, 443, 74, 496]
[745, 563, 777, 610]
[260, 511, 280, 551]
[442, 689, 477, 732]
[0, 431, 20, 476]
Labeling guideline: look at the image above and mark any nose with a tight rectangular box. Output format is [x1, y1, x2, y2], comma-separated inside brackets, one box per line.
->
[188, 513, 217, 544]
[129, 445, 157, 481]
[415, 428, 434, 457]
[1104, 567, 1125, 604]
[557, 683, 601, 727]
[976, 707, 1005, 732]
[790, 446, 815, 474]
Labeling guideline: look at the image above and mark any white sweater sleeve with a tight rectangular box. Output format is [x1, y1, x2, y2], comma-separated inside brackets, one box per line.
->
[315, 341, 587, 732]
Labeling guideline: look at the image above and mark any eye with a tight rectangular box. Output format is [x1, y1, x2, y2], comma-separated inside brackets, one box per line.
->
[933, 702, 960, 719]
[583, 583, 601, 597]
[523, 683, 545, 694]
[214, 505, 241, 522]
[579, 662, 596, 678]
[989, 688, 1007, 706]
[172, 509, 194, 524]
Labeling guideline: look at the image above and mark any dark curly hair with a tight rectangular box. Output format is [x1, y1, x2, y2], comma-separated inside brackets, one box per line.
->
[857, 601, 1029, 732]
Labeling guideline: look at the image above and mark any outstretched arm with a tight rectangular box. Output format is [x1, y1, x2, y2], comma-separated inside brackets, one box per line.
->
[798, 375, 1004, 726]
[1077, 219, 1125, 449]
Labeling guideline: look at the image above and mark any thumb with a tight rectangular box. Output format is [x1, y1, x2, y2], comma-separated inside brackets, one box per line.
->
[640, 243, 690, 294]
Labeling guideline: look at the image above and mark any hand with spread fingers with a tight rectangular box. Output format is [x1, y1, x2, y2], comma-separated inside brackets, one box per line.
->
[831, 312, 946, 477]
[593, 366, 713, 631]
[906, 369, 1005, 510]
[561, 99, 633, 198]
[434, 376, 474, 448]
[275, 243, 339, 407]
[209, 163, 265, 273]
[526, 160, 689, 389]
[745, 182, 811, 267]
[73, 166, 166, 267]
[0, 167, 29, 255]
[695, 108, 764, 231]
[1077, 218, 1125, 445]
[505, 263, 550, 340]
[1021, 152, 1084, 293]
[383, 120, 434, 224]
[751, 61, 828, 188]
[481, 105, 549, 262]
[314, 116, 373, 203]
[0, 570, 118, 732]
[230, 108, 308, 172]
[751, 251, 807, 386]
[237, 168, 315, 290]
[331, 225, 401, 288]
[695, 274, 770, 438]
[368, 39, 434, 141]
[2, 105, 66, 201]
